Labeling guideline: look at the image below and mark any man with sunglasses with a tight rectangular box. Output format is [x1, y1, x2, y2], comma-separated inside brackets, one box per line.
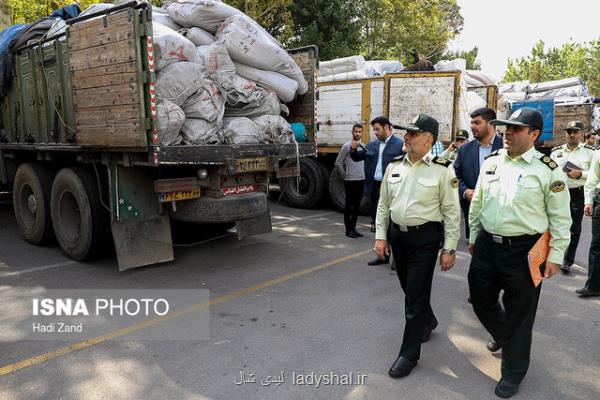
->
[550, 121, 596, 273]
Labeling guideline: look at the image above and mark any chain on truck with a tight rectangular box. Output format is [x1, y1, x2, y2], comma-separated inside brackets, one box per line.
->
[0, 2, 318, 271]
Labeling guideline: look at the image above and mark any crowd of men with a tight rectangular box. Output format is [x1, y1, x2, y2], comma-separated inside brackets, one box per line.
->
[334, 108, 600, 398]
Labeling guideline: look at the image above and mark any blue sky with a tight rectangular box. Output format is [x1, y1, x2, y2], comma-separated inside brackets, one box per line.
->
[449, 0, 600, 81]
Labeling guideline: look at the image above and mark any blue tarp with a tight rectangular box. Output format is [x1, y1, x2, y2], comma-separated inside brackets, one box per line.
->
[511, 100, 555, 142]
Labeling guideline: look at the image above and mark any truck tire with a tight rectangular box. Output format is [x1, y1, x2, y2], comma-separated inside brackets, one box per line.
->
[281, 158, 325, 209]
[12, 163, 55, 245]
[328, 167, 345, 211]
[317, 161, 330, 203]
[50, 167, 109, 261]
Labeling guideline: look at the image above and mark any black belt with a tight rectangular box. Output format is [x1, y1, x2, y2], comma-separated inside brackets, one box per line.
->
[392, 221, 440, 232]
[569, 186, 583, 191]
[482, 230, 539, 246]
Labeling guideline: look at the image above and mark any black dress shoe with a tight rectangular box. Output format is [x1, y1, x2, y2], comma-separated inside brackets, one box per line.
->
[487, 336, 502, 352]
[576, 287, 600, 297]
[388, 356, 417, 378]
[421, 319, 439, 343]
[345, 232, 359, 238]
[368, 257, 389, 266]
[370, 224, 376, 233]
[495, 379, 519, 398]
[560, 263, 572, 273]
[351, 229, 364, 237]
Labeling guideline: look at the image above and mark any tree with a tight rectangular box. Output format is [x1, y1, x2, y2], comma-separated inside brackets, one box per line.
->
[225, 0, 294, 43]
[360, 0, 463, 64]
[437, 46, 481, 70]
[503, 39, 600, 97]
[289, 0, 362, 60]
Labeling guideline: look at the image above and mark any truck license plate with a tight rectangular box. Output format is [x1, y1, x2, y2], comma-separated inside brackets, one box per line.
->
[235, 157, 268, 174]
[158, 189, 201, 203]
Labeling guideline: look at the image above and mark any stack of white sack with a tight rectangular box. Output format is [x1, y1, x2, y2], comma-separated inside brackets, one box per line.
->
[155, 61, 225, 145]
[152, 22, 200, 71]
[318, 56, 368, 83]
[221, 115, 293, 145]
[364, 60, 404, 77]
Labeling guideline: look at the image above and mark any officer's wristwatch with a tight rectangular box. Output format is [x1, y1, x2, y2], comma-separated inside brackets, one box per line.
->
[442, 249, 456, 255]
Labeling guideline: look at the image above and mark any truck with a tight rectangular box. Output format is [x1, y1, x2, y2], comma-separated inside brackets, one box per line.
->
[0, 2, 317, 271]
[281, 71, 497, 211]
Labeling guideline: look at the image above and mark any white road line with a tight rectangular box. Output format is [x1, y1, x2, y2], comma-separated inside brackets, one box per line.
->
[0, 260, 78, 278]
[271, 211, 337, 226]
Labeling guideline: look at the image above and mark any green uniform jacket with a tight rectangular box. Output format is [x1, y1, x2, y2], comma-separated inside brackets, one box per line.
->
[550, 143, 595, 189]
[469, 147, 572, 265]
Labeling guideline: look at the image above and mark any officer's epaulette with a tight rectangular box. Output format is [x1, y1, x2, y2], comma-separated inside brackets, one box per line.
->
[539, 155, 558, 170]
[484, 150, 499, 160]
[391, 155, 405, 162]
[551, 145, 563, 152]
[432, 156, 452, 167]
[584, 145, 597, 150]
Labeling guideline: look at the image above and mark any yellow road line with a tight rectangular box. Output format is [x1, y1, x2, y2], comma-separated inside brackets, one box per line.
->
[0, 249, 371, 377]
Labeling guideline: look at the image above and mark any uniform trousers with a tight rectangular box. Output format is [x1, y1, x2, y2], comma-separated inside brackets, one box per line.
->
[585, 193, 600, 291]
[468, 230, 542, 384]
[389, 221, 442, 361]
[564, 187, 584, 266]
[344, 179, 364, 233]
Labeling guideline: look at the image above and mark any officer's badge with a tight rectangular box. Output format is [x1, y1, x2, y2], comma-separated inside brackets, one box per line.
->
[550, 180, 566, 193]
[569, 121, 577, 128]
[510, 109, 522, 119]
[451, 178, 459, 188]
[412, 115, 420, 124]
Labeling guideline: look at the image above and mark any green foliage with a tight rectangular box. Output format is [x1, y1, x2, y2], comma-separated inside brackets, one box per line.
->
[288, 0, 362, 60]
[438, 46, 481, 70]
[503, 39, 600, 97]
[224, 0, 294, 43]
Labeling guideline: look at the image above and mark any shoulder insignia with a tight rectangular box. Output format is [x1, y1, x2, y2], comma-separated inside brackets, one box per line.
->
[550, 180, 566, 193]
[539, 155, 558, 170]
[432, 156, 452, 167]
[551, 145, 562, 152]
[392, 155, 405, 162]
[450, 177, 459, 188]
[484, 150, 499, 160]
[585, 145, 597, 150]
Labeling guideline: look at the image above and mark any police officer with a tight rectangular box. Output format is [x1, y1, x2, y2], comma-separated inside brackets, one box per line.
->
[550, 121, 595, 273]
[468, 108, 571, 398]
[439, 129, 469, 162]
[374, 113, 460, 378]
[580, 150, 600, 297]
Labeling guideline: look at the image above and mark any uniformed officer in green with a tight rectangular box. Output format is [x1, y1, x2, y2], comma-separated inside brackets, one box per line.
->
[580, 150, 600, 297]
[468, 108, 571, 398]
[374, 113, 460, 378]
[440, 129, 469, 162]
[550, 120, 595, 273]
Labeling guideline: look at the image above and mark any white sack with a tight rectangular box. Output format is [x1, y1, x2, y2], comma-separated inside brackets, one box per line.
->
[364, 60, 404, 76]
[155, 62, 208, 107]
[181, 79, 225, 122]
[319, 56, 365, 77]
[180, 118, 222, 145]
[153, 13, 182, 31]
[434, 58, 466, 72]
[235, 62, 299, 103]
[593, 106, 600, 133]
[466, 70, 495, 86]
[317, 70, 368, 83]
[153, 22, 200, 71]
[252, 115, 293, 144]
[196, 45, 210, 61]
[167, 0, 241, 33]
[156, 99, 184, 146]
[499, 80, 530, 93]
[216, 15, 308, 95]
[179, 27, 215, 46]
[528, 77, 586, 93]
[224, 91, 285, 118]
[222, 117, 263, 144]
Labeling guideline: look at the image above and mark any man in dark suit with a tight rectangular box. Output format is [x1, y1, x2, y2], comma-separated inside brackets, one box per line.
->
[453, 108, 503, 241]
[351, 116, 404, 265]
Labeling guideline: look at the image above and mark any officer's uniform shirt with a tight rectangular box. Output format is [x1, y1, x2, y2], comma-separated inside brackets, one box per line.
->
[584, 150, 600, 204]
[375, 151, 461, 250]
[550, 143, 595, 189]
[469, 147, 572, 264]
[439, 147, 457, 162]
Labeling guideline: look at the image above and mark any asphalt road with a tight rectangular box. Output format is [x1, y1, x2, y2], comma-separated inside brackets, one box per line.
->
[0, 196, 599, 400]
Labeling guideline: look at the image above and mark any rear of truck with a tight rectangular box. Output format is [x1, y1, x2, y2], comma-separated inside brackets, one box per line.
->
[0, 2, 317, 270]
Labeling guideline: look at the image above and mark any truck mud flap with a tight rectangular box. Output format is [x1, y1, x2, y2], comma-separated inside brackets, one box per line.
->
[111, 215, 174, 272]
[235, 211, 272, 240]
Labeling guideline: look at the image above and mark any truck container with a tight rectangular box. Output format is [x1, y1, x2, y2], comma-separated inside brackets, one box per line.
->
[0, 2, 317, 270]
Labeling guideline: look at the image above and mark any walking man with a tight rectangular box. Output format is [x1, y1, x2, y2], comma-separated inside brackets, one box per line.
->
[351, 116, 404, 265]
[581, 150, 600, 297]
[468, 108, 571, 398]
[454, 108, 503, 241]
[374, 113, 460, 378]
[550, 120, 595, 273]
[335, 123, 366, 238]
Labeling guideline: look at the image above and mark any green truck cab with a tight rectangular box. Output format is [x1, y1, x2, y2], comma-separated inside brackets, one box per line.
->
[0, 2, 317, 270]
